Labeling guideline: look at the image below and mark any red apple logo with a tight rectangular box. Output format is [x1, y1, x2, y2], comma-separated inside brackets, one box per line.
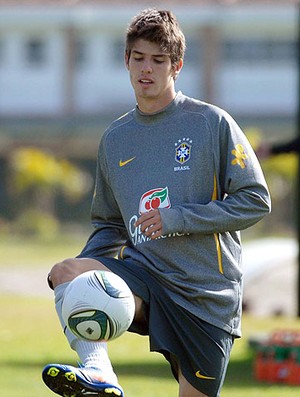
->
[139, 187, 170, 214]
[151, 197, 161, 209]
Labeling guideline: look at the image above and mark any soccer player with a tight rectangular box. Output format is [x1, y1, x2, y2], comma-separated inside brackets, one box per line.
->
[42, 8, 271, 397]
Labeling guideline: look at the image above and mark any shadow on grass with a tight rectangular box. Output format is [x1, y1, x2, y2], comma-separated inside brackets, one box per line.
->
[116, 361, 173, 378]
[1, 359, 173, 379]
[0, 354, 261, 385]
[1, 354, 255, 383]
[225, 355, 256, 388]
[4, 352, 294, 390]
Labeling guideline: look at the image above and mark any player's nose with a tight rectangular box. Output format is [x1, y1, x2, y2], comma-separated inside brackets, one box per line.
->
[141, 60, 153, 73]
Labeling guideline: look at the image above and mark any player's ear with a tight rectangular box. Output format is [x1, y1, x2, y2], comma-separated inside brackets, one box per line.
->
[125, 51, 130, 70]
[173, 58, 183, 80]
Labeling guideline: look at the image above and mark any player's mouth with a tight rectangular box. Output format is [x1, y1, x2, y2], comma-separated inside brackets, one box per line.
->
[139, 78, 153, 86]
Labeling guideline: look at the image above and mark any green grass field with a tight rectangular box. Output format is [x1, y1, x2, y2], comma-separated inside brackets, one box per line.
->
[1, 234, 300, 396]
[2, 295, 300, 397]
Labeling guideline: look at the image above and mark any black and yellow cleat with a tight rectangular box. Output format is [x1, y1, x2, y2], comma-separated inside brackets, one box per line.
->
[42, 364, 124, 397]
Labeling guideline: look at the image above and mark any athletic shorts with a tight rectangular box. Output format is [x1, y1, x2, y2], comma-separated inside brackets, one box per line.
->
[87, 256, 234, 397]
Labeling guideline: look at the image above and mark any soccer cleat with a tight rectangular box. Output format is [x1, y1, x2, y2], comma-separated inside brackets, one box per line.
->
[42, 363, 124, 397]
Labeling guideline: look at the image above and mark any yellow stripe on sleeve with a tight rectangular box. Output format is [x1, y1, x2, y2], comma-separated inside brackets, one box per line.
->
[212, 174, 223, 274]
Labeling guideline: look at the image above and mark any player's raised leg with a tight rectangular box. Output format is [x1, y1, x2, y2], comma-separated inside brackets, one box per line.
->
[42, 258, 138, 397]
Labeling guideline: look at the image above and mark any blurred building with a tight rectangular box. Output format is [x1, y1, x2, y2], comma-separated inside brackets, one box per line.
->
[0, 0, 297, 118]
[0, 1, 298, 227]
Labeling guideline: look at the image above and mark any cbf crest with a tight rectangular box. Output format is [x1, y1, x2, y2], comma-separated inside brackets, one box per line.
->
[175, 138, 192, 164]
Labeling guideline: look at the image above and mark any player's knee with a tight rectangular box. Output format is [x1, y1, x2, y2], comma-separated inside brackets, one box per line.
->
[49, 258, 79, 288]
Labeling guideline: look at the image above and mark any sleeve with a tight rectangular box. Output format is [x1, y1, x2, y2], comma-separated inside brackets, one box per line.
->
[78, 134, 128, 259]
[160, 113, 271, 235]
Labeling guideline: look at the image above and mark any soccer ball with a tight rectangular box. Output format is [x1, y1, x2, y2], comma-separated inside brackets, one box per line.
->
[62, 270, 135, 341]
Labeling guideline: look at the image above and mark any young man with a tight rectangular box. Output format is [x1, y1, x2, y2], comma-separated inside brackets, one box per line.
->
[42, 8, 271, 397]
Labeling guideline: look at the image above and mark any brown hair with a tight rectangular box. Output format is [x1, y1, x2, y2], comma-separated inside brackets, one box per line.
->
[125, 8, 186, 67]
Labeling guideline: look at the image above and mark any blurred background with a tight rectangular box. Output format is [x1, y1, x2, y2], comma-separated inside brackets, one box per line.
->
[0, 0, 299, 314]
[2, 1, 300, 395]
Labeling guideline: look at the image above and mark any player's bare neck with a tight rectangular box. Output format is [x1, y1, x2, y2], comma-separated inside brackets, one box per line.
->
[137, 93, 176, 115]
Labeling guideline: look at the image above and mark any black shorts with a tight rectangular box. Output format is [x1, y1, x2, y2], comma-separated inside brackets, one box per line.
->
[87, 256, 233, 397]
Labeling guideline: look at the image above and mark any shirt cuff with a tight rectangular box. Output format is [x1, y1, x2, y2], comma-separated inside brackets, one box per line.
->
[159, 207, 184, 235]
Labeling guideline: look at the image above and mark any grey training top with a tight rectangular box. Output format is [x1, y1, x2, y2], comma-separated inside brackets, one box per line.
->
[80, 91, 271, 337]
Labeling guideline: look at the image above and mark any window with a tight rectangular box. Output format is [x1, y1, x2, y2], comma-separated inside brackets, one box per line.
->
[222, 39, 297, 63]
[74, 37, 87, 68]
[25, 38, 46, 66]
[112, 39, 125, 65]
[0, 37, 5, 65]
[184, 36, 202, 67]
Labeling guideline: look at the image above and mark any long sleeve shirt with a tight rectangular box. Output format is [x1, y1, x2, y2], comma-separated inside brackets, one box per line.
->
[79, 91, 271, 337]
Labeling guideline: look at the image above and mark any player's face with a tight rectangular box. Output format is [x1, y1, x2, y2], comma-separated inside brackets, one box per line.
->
[125, 39, 183, 114]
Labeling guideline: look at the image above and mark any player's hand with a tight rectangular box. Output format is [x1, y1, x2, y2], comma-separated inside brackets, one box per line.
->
[135, 209, 162, 240]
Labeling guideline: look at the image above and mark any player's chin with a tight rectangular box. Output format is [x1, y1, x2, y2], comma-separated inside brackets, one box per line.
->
[136, 84, 156, 96]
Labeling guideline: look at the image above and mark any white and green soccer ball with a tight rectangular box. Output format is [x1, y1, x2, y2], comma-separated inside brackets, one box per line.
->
[62, 270, 135, 341]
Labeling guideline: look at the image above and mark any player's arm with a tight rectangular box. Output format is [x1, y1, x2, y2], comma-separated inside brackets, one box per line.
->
[78, 137, 128, 258]
[157, 116, 271, 236]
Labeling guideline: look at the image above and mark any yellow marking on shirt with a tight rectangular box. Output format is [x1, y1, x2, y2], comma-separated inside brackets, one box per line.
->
[231, 144, 248, 169]
[212, 174, 223, 274]
[119, 245, 127, 259]
[119, 157, 136, 167]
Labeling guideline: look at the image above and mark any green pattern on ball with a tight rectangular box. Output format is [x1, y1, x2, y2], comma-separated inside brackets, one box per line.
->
[68, 310, 109, 340]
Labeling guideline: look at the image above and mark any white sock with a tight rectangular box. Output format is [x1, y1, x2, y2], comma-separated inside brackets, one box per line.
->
[74, 339, 118, 383]
[54, 282, 118, 384]
[54, 282, 77, 346]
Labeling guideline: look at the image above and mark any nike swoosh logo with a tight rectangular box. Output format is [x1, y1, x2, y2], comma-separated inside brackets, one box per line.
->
[119, 157, 136, 167]
[195, 370, 216, 380]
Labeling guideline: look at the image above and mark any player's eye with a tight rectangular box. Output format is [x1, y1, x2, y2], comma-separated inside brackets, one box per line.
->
[133, 56, 143, 62]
